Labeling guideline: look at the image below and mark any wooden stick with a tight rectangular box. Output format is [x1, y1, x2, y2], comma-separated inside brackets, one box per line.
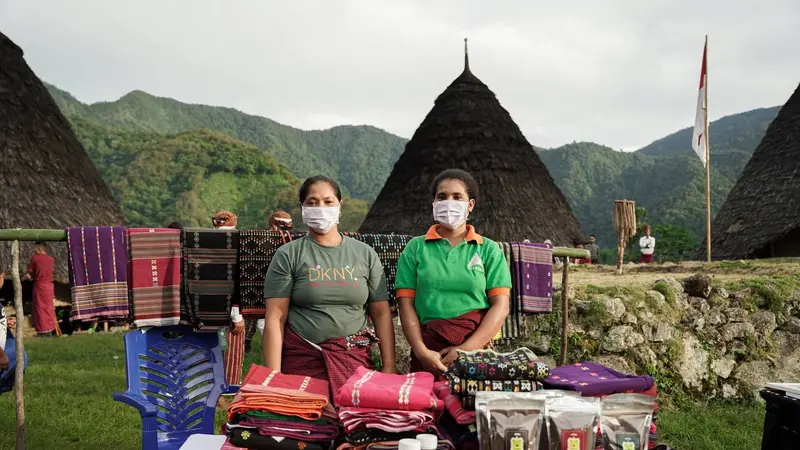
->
[11, 240, 25, 450]
[559, 257, 569, 366]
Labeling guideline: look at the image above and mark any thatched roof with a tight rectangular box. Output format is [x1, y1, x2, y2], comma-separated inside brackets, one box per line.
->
[0, 31, 124, 282]
[359, 43, 584, 244]
[703, 82, 800, 260]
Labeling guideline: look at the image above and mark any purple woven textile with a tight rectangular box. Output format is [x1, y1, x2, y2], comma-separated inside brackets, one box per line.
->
[67, 226, 129, 321]
[543, 361, 655, 396]
[235, 418, 339, 442]
[510, 242, 553, 314]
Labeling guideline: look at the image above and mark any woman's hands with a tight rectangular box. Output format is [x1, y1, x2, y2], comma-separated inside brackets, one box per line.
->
[415, 347, 448, 374]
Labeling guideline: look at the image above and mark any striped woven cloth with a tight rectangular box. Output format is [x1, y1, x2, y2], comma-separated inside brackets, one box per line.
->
[67, 226, 129, 321]
[181, 228, 239, 331]
[127, 228, 181, 327]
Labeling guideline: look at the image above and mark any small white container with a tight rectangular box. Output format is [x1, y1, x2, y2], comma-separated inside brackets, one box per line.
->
[415, 434, 438, 450]
[398, 439, 421, 450]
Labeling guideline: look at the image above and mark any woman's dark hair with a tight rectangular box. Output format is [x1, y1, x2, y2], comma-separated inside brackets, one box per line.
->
[299, 175, 342, 203]
[430, 169, 479, 201]
[167, 221, 183, 229]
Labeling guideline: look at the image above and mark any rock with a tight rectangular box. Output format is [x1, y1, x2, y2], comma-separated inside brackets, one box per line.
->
[682, 309, 705, 331]
[720, 322, 756, 342]
[706, 311, 727, 327]
[636, 310, 656, 325]
[655, 277, 684, 296]
[632, 346, 658, 368]
[530, 334, 552, 355]
[602, 297, 627, 320]
[674, 294, 690, 310]
[574, 300, 594, 313]
[786, 317, 800, 334]
[750, 311, 777, 337]
[592, 355, 633, 374]
[708, 293, 729, 308]
[734, 361, 774, 400]
[567, 323, 585, 334]
[642, 323, 674, 343]
[622, 313, 638, 325]
[645, 290, 667, 310]
[711, 358, 736, 379]
[602, 326, 645, 353]
[724, 308, 749, 323]
[676, 335, 709, 390]
[684, 274, 712, 298]
[727, 340, 747, 355]
[722, 384, 739, 399]
[711, 286, 730, 299]
[588, 329, 603, 340]
[688, 297, 710, 313]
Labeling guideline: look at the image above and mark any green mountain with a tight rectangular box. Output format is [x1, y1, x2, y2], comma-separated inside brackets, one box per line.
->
[46, 84, 407, 201]
[48, 84, 780, 254]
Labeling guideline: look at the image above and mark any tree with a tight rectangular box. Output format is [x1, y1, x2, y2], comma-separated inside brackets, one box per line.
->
[653, 224, 699, 262]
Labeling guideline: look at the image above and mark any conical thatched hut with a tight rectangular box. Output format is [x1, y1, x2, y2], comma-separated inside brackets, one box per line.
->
[703, 82, 800, 260]
[0, 31, 124, 282]
[360, 42, 584, 244]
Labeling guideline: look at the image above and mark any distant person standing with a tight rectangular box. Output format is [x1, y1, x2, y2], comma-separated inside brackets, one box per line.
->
[585, 235, 600, 265]
[25, 242, 56, 336]
[639, 226, 656, 264]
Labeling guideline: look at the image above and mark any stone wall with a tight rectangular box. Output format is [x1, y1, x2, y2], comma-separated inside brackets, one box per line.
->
[390, 272, 800, 404]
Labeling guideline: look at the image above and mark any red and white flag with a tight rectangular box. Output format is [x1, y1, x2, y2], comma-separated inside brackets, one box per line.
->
[691, 39, 708, 167]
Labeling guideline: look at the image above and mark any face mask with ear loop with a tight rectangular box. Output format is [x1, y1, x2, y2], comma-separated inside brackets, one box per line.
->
[301, 205, 340, 234]
[432, 200, 470, 229]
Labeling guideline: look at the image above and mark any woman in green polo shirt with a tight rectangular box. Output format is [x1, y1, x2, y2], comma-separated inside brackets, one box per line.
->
[262, 175, 396, 397]
[395, 169, 512, 376]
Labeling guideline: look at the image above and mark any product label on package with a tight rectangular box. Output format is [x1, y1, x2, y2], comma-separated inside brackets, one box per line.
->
[615, 434, 640, 450]
[505, 430, 528, 450]
[561, 430, 585, 450]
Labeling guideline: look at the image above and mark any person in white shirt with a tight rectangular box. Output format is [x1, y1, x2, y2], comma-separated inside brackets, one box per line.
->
[639, 226, 656, 264]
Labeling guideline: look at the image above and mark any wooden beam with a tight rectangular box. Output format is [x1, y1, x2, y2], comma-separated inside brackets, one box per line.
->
[11, 240, 25, 450]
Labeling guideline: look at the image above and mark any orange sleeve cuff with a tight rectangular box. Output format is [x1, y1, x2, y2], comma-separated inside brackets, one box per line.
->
[396, 288, 416, 299]
[487, 287, 511, 297]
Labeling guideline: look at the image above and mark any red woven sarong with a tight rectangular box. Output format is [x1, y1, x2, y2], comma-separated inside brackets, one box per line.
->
[335, 366, 442, 411]
[410, 309, 487, 374]
[127, 228, 182, 327]
[282, 326, 376, 403]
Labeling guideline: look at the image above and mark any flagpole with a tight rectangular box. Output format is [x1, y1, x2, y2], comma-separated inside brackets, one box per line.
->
[704, 34, 711, 262]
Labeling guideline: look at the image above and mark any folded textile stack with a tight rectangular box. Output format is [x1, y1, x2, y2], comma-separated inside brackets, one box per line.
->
[543, 361, 661, 449]
[446, 348, 550, 409]
[335, 367, 453, 450]
[225, 365, 339, 450]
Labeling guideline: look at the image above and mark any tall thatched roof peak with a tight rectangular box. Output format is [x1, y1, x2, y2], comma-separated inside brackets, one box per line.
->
[0, 30, 124, 282]
[703, 81, 800, 260]
[360, 46, 584, 244]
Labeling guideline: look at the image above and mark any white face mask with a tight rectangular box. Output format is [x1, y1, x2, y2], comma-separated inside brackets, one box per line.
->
[432, 200, 470, 230]
[302, 206, 340, 234]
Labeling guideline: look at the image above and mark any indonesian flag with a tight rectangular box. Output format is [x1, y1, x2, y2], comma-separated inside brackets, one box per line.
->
[691, 39, 708, 167]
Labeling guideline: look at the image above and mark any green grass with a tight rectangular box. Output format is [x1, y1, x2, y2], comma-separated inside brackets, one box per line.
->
[0, 333, 767, 449]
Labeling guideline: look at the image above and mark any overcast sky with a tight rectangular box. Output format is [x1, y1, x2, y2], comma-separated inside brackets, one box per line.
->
[2, 0, 798, 150]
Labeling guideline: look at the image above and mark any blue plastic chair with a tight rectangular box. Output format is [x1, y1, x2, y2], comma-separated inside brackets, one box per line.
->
[113, 326, 229, 450]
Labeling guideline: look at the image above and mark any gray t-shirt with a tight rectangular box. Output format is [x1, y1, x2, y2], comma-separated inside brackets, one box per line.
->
[585, 243, 600, 260]
[264, 235, 388, 343]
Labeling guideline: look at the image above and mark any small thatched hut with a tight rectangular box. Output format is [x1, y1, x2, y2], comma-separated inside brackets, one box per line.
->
[703, 82, 800, 259]
[360, 42, 584, 244]
[0, 31, 124, 283]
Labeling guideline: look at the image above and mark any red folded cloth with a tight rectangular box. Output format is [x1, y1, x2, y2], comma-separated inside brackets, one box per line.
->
[433, 381, 476, 425]
[336, 367, 442, 411]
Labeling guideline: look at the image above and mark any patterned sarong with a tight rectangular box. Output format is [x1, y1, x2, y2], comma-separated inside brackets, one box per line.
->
[510, 242, 554, 314]
[182, 228, 239, 331]
[353, 234, 411, 309]
[335, 366, 442, 411]
[67, 226, 129, 321]
[238, 230, 306, 317]
[127, 228, 181, 327]
[494, 242, 525, 344]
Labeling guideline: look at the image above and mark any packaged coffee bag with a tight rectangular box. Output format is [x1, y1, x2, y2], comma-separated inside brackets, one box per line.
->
[599, 393, 655, 450]
[544, 395, 601, 450]
[487, 399, 545, 450]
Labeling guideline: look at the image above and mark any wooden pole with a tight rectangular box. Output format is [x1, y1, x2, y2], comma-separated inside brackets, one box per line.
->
[559, 257, 569, 366]
[0, 229, 66, 242]
[11, 240, 25, 450]
[704, 34, 712, 263]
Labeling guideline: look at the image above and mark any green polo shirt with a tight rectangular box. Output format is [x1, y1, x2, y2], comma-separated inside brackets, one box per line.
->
[395, 225, 512, 324]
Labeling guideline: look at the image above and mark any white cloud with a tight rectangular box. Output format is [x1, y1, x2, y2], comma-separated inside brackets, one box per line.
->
[1, 0, 797, 149]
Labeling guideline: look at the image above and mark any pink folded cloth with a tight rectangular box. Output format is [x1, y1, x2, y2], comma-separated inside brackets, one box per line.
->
[339, 407, 435, 433]
[336, 367, 442, 411]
